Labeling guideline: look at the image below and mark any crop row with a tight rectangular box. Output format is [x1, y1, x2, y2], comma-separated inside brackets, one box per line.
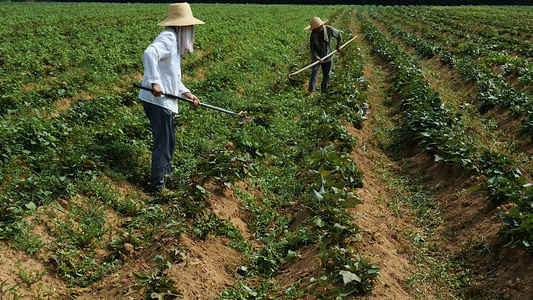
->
[360, 8, 533, 253]
[390, 6, 533, 97]
[369, 7, 533, 141]
[390, 7, 533, 91]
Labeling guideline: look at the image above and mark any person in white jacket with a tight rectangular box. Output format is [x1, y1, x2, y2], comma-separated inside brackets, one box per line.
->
[138, 3, 203, 194]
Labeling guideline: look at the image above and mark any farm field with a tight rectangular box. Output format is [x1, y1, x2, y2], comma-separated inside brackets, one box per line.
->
[1, 2, 533, 299]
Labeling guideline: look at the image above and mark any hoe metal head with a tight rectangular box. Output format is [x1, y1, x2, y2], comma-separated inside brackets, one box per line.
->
[237, 111, 253, 125]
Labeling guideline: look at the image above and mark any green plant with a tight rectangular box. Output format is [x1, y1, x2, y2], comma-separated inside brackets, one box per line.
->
[0, 279, 20, 300]
[123, 205, 167, 231]
[310, 245, 380, 299]
[192, 213, 241, 241]
[307, 145, 364, 189]
[200, 147, 255, 188]
[52, 198, 108, 249]
[52, 248, 117, 287]
[219, 280, 277, 300]
[9, 221, 47, 255]
[172, 181, 209, 218]
[314, 112, 357, 153]
[499, 184, 533, 252]
[16, 262, 46, 286]
[306, 177, 363, 248]
[127, 255, 181, 300]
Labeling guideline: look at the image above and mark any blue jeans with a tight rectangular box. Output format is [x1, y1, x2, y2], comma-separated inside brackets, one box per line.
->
[309, 60, 332, 93]
[142, 101, 175, 192]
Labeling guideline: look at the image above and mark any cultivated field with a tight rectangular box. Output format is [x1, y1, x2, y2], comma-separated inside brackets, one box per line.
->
[1, 3, 532, 299]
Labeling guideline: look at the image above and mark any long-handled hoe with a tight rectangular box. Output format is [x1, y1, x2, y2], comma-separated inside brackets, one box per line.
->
[288, 35, 357, 78]
[133, 83, 252, 124]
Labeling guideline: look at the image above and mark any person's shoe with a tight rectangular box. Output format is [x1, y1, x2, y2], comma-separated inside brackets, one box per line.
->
[147, 184, 164, 195]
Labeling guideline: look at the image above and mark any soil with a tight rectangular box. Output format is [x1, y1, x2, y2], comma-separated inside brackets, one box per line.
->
[2, 13, 533, 300]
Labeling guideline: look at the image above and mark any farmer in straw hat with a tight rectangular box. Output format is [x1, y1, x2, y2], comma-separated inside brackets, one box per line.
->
[305, 17, 343, 94]
[138, 3, 204, 194]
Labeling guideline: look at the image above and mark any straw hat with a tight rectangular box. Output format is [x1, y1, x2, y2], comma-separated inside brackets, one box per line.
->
[304, 17, 328, 30]
[157, 3, 204, 27]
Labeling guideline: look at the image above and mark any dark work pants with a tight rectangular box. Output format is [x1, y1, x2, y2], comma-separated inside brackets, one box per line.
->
[309, 60, 333, 93]
[142, 101, 175, 192]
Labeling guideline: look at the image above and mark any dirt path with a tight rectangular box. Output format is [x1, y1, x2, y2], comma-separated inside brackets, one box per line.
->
[346, 67, 415, 299]
[339, 16, 424, 299]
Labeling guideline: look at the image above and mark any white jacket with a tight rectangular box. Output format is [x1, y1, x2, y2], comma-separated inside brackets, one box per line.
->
[138, 28, 190, 114]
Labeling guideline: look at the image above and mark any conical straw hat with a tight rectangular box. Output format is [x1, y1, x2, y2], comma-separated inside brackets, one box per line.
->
[304, 17, 328, 30]
[157, 3, 204, 27]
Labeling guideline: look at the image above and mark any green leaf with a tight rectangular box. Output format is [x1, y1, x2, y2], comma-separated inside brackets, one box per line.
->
[339, 270, 361, 284]
[25, 201, 37, 211]
[342, 196, 363, 208]
[312, 190, 324, 202]
[151, 292, 164, 300]
[125, 284, 144, 296]
[133, 272, 149, 281]
[334, 223, 347, 235]
[339, 287, 357, 297]
[313, 217, 325, 228]
[320, 170, 331, 178]
[318, 275, 329, 287]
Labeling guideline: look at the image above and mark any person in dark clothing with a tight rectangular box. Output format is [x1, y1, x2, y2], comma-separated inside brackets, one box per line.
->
[305, 17, 343, 93]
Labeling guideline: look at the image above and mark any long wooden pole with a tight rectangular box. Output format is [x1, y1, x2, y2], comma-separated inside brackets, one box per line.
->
[289, 35, 357, 77]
